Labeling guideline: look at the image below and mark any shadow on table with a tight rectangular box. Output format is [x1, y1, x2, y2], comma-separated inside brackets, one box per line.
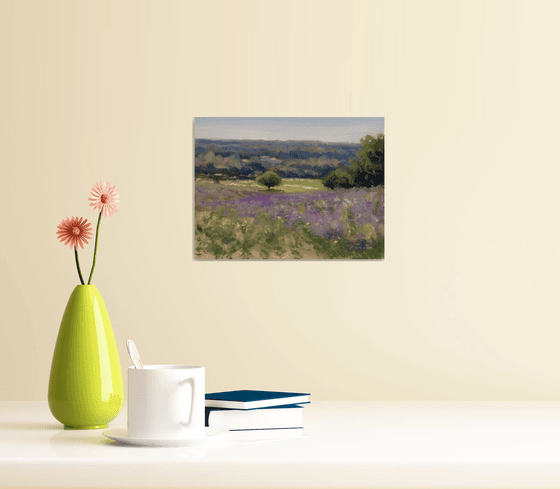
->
[49, 430, 118, 447]
[0, 422, 62, 430]
[48, 430, 229, 458]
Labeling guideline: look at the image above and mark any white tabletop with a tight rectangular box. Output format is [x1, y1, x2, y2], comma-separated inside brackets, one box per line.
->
[2, 401, 560, 488]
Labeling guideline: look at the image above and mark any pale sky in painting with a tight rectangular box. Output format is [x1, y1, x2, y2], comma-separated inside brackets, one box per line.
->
[194, 117, 384, 143]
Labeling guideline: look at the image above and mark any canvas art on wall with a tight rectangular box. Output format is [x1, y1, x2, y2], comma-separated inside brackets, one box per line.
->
[194, 117, 384, 260]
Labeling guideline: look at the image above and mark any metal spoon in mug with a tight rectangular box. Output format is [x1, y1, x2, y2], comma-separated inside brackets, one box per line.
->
[126, 340, 144, 369]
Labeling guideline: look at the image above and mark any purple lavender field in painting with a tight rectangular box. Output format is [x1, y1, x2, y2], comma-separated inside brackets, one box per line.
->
[194, 117, 384, 260]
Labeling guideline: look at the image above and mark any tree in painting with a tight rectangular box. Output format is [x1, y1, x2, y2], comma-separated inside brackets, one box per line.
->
[256, 170, 283, 190]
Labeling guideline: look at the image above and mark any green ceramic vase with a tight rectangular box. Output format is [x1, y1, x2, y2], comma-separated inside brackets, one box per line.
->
[48, 285, 124, 429]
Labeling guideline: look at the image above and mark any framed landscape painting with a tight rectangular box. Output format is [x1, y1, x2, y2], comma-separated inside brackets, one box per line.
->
[194, 117, 384, 260]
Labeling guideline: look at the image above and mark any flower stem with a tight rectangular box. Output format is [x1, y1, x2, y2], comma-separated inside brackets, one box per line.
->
[74, 247, 85, 285]
[87, 212, 102, 285]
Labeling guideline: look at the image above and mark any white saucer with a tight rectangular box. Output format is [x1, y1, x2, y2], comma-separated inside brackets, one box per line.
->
[102, 427, 228, 447]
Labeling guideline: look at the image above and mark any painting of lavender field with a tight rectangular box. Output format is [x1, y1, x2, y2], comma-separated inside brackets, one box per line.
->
[194, 117, 384, 260]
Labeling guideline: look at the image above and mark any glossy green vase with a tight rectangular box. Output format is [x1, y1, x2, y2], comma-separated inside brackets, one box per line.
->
[48, 285, 123, 429]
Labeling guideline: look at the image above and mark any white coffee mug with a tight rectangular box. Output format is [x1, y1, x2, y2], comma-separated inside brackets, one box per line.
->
[128, 365, 205, 440]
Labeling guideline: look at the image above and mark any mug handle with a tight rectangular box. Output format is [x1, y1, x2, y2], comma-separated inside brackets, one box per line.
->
[179, 376, 200, 428]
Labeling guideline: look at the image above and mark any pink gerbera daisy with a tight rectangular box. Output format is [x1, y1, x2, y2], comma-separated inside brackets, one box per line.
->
[57, 217, 93, 249]
[88, 181, 119, 217]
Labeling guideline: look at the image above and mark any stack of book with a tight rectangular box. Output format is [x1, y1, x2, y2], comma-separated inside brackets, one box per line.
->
[205, 390, 310, 436]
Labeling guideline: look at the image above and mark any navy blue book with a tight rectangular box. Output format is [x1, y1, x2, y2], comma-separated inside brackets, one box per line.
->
[205, 390, 310, 410]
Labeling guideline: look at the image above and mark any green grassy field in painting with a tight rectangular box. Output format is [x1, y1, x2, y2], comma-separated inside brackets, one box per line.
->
[210, 178, 327, 193]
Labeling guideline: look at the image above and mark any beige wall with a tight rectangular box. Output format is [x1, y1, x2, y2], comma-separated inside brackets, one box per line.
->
[1, 0, 559, 401]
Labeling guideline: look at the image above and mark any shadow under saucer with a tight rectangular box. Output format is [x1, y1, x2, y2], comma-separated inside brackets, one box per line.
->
[48, 429, 229, 458]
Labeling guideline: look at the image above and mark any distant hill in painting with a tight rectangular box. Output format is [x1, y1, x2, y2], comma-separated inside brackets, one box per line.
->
[195, 138, 362, 179]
